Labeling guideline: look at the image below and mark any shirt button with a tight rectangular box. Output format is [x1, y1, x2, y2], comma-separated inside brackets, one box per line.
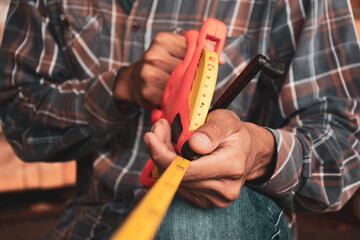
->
[131, 23, 141, 32]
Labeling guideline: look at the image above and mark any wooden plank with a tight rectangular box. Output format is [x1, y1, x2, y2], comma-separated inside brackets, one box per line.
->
[0, 136, 76, 192]
[0, 0, 10, 46]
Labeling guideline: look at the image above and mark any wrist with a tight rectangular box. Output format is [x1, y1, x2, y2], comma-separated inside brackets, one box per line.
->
[245, 122, 276, 182]
[113, 65, 137, 113]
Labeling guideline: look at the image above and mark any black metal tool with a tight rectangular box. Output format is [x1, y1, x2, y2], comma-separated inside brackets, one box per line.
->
[210, 54, 285, 112]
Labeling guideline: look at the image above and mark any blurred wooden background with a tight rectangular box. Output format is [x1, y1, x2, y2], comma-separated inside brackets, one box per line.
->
[0, 134, 76, 192]
[0, 0, 10, 45]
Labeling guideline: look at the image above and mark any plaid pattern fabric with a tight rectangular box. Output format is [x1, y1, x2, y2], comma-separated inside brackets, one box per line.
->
[1, 0, 360, 239]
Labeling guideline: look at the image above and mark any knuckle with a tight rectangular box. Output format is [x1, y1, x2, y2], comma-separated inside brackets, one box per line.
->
[151, 153, 159, 162]
[141, 88, 153, 101]
[140, 66, 156, 82]
[227, 110, 240, 121]
[226, 188, 241, 202]
[215, 201, 231, 208]
[208, 109, 240, 131]
[223, 111, 240, 130]
[153, 32, 170, 44]
[149, 148, 159, 162]
[139, 67, 148, 81]
[144, 51, 154, 62]
[212, 109, 238, 120]
[142, 88, 162, 105]
[220, 181, 241, 202]
[144, 50, 163, 66]
[157, 118, 168, 126]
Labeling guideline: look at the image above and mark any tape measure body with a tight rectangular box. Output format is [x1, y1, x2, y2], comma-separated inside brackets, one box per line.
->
[160, 20, 226, 158]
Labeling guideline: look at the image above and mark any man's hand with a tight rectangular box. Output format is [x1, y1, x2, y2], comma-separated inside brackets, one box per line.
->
[114, 32, 187, 111]
[143, 110, 275, 208]
[113, 32, 226, 112]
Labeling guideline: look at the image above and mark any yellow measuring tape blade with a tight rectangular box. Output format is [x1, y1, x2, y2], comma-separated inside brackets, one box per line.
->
[110, 49, 219, 240]
[110, 156, 190, 240]
[189, 48, 219, 131]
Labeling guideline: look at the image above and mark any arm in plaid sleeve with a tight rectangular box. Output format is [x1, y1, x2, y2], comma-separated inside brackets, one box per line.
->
[0, 1, 137, 162]
[250, 0, 360, 213]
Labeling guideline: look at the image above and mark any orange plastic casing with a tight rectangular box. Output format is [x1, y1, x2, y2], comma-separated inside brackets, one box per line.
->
[140, 18, 227, 187]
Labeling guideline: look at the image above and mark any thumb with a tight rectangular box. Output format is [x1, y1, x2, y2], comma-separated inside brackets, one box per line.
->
[188, 110, 240, 155]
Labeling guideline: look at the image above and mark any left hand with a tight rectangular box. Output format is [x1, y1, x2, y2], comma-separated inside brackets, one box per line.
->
[143, 109, 276, 208]
[113, 32, 187, 111]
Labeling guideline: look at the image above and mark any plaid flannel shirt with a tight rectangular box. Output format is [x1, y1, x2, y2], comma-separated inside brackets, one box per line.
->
[1, 0, 360, 239]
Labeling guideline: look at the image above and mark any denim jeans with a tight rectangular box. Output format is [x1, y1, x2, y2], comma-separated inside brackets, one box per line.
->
[100, 186, 290, 240]
[155, 186, 290, 240]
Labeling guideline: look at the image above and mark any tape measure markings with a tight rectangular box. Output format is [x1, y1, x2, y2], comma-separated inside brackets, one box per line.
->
[188, 48, 219, 131]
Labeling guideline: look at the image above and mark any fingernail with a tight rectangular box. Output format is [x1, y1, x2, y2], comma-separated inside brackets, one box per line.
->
[191, 133, 211, 149]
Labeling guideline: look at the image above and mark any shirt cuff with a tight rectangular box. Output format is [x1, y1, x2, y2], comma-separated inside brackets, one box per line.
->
[247, 128, 303, 197]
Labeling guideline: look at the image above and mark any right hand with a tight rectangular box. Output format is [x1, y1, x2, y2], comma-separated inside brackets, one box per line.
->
[144, 110, 275, 208]
[114, 32, 187, 111]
